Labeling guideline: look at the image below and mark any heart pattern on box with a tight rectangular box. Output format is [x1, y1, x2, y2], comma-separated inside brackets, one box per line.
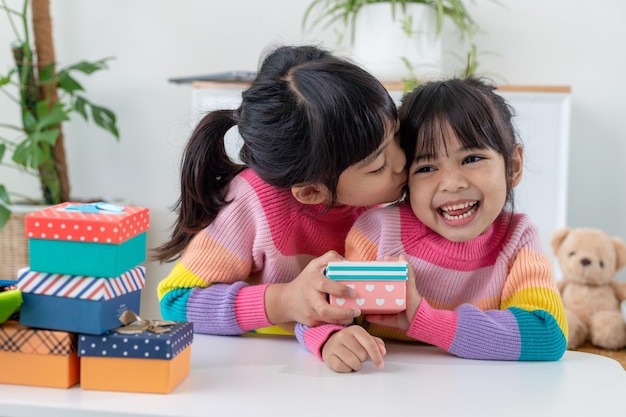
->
[329, 280, 406, 313]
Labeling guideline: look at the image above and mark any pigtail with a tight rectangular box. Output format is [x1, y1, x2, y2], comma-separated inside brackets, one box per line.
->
[153, 109, 245, 262]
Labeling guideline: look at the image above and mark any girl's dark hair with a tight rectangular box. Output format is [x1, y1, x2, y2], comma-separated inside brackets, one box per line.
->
[154, 45, 397, 262]
[398, 76, 519, 209]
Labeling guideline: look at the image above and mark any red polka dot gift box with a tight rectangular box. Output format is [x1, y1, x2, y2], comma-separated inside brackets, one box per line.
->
[25, 202, 149, 277]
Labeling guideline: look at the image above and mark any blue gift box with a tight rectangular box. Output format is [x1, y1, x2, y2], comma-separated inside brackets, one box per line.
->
[17, 267, 146, 335]
[78, 321, 193, 360]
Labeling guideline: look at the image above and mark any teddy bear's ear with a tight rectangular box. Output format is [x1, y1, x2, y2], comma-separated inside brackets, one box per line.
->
[612, 236, 626, 272]
[550, 228, 571, 254]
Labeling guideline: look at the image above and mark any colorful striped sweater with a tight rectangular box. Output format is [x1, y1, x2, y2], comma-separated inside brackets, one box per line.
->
[295, 203, 568, 361]
[157, 168, 369, 335]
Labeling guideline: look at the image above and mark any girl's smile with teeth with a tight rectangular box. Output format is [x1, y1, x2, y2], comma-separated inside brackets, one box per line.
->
[439, 201, 479, 221]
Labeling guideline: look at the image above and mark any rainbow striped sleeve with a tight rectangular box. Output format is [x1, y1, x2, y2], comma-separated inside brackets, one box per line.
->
[158, 261, 204, 322]
[408, 247, 567, 361]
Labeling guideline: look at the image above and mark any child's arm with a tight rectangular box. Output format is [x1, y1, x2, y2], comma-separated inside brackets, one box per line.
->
[159, 249, 359, 335]
[294, 322, 385, 372]
[368, 248, 567, 361]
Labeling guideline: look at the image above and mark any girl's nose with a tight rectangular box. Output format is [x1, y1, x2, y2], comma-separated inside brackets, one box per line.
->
[389, 139, 406, 174]
[440, 169, 468, 192]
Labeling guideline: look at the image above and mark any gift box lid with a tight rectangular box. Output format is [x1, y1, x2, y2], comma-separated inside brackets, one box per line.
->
[79, 321, 193, 360]
[325, 261, 408, 281]
[17, 266, 146, 300]
[0, 320, 77, 355]
[25, 202, 149, 244]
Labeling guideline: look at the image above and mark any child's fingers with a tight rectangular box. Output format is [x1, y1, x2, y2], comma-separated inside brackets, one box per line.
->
[316, 303, 360, 324]
[320, 278, 356, 298]
[365, 313, 403, 329]
[310, 250, 345, 272]
[354, 331, 385, 369]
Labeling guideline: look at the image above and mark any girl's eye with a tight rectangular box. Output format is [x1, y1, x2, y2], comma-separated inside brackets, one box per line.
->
[463, 155, 483, 164]
[371, 161, 388, 174]
[414, 165, 435, 174]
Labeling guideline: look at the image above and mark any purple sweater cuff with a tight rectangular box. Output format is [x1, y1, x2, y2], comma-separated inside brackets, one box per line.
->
[187, 281, 248, 335]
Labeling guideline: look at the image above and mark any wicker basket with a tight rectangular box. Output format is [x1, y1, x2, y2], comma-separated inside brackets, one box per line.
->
[0, 212, 29, 280]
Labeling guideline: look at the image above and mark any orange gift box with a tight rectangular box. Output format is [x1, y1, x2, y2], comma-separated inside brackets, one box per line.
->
[0, 320, 79, 388]
[80, 345, 191, 394]
[78, 321, 193, 393]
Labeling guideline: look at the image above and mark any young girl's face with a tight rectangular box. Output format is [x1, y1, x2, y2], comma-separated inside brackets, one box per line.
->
[334, 123, 407, 207]
[407, 129, 521, 242]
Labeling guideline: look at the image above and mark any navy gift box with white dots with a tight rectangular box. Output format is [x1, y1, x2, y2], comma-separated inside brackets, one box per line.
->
[78, 322, 193, 360]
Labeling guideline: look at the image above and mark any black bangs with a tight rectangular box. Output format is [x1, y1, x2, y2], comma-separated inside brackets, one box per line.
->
[400, 77, 516, 167]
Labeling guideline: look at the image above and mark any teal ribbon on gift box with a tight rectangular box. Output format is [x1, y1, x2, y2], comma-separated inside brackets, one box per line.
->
[60, 202, 125, 214]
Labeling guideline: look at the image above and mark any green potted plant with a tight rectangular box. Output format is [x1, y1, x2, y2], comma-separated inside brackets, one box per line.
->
[0, 0, 119, 280]
[302, 0, 480, 84]
[0, 0, 119, 230]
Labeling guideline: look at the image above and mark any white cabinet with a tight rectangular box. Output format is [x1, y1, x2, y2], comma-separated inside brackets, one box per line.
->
[191, 82, 571, 276]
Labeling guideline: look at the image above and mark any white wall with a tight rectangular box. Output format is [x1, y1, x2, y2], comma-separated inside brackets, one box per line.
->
[1, 0, 625, 319]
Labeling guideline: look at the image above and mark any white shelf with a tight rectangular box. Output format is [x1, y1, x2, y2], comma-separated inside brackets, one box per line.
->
[190, 83, 571, 276]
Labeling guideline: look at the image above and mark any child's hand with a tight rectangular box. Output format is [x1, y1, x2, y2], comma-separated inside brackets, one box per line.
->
[365, 255, 421, 331]
[265, 250, 361, 327]
[322, 326, 386, 373]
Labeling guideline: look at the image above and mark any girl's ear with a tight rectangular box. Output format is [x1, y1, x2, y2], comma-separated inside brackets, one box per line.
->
[510, 144, 524, 188]
[291, 183, 329, 205]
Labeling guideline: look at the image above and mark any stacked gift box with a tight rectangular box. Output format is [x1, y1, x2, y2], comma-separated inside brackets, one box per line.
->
[0, 202, 193, 393]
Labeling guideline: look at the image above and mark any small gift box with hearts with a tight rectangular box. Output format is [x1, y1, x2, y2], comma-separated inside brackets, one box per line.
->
[0, 320, 79, 388]
[25, 202, 149, 277]
[326, 261, 408, 314]
[78, 311, 194, 394]
[17, 266, 146, 335]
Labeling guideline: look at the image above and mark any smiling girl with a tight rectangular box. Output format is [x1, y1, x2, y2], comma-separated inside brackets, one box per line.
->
[295, 77, 568, 373]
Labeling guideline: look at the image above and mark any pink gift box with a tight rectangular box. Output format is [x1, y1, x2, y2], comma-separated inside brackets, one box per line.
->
[326, 261, 408, 314]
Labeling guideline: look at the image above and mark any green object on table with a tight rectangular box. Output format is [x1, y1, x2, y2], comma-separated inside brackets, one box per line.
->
[0, 289, 22, 323]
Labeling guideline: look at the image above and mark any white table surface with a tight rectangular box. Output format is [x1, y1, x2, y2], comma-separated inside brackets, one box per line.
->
[1, 333, 624, 417]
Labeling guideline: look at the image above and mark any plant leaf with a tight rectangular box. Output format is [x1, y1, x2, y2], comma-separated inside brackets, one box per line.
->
[59, 57, 113, 76]
[0, 185, 10, 205]
[57, 71, 84, 93]
[89, 101, 119, 139]
[36, 101, 70, 130]
[74, 95, 88, 120]
[22, 109, 38, 132]
[32, 129, 61, 146]
[38, 62, 57, 84]
[0, 202, 11, 229]
[0, 71, 13, 87]
[12, 131, 57, 169]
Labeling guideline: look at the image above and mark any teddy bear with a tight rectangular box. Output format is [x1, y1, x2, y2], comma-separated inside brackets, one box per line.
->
[551, 227, 626, 350]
